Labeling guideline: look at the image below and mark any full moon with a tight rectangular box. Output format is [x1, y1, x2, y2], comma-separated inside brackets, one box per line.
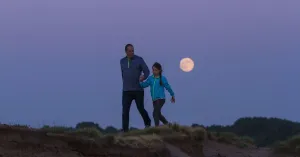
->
[180, 57, 194, 72]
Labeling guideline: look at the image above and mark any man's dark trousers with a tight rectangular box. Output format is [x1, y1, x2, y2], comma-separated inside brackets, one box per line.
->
[122, 91, 151, 132]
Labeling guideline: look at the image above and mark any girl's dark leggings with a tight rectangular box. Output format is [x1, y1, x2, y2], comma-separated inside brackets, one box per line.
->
[152, 99, 169, 126]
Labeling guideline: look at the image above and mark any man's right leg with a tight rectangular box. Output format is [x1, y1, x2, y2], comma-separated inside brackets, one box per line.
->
[122, 91, 133, 132]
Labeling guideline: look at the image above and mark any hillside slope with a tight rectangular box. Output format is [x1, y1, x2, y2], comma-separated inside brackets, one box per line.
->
[0, 124, 292, 157]
[203, 140, 292, 157]
[206, 117, 300, 147]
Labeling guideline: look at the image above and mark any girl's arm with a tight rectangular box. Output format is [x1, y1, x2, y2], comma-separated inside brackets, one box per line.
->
[140, 77, 151, 88]
[162, 76, 175, 96]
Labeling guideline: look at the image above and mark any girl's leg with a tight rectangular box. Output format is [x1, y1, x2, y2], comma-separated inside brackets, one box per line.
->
[153, 99, 168, 126]
[152, 100, 161, 126]
[158, 99, 169, 125]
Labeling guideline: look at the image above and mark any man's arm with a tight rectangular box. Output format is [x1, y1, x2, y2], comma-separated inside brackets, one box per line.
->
[120, 59, 123, 79]
[140, 77, 151, 88]
[140, 57, 150, 80]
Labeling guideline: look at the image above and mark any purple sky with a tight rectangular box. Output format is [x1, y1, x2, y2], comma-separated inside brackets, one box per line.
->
[1, 0, 300, 128]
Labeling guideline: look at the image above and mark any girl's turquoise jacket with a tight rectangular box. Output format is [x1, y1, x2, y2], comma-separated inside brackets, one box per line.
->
[140, 75, 174, 101]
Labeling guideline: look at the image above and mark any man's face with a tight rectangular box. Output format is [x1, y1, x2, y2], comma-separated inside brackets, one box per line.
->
[126, 46, 134, 58]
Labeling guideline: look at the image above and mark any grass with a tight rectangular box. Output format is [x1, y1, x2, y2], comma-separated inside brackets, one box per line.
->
[12, 124, 30, 129]
[274, 135, 300, 155]
[208, 131, 255, 148]
[113, 123, 207, 148]
[0, 123, 259, 150]
[115, 134, 163, 148]
[0, 123, 205, 149]
[122, 123, 207, 141]
[70, 127, 103, 138]
[10, 123, 254, 148]
[41, 125, 104, 138]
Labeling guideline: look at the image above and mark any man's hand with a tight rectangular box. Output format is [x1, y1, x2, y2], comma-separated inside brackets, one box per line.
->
[171, 96, 175, 103]
[139, 75, 145, 82]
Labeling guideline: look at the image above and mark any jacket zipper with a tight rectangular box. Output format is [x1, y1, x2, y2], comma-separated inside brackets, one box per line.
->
[152, 78, 156, 100]
[127, 58, 130, 68]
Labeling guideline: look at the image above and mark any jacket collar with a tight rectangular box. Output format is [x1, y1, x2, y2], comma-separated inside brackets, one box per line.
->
[152, 75, 160, 78]
[126, 55, 136, 60]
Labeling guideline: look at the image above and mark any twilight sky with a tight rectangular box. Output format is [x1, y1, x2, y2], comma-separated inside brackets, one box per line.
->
[0, 0, 299, 128]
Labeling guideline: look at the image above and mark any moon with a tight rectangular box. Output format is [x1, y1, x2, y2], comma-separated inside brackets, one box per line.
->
[180, 57, 194, 72]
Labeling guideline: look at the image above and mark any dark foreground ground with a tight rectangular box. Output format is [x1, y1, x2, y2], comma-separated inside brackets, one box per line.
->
[0, 124, 292, 157]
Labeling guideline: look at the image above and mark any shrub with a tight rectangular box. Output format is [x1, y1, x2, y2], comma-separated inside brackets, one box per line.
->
[41, 125, 74, 133]
[240, 136, 255, 145]
[216, 132, 239, 144]
[12, 124, 30, 129]
[274, 135, 300, 155]
[122, 123, 206, 141]
[123, 125, 174, 136]
[70, 127, 103, 138]
[209, 131, 255, 148]
[75, 122, 104, 132]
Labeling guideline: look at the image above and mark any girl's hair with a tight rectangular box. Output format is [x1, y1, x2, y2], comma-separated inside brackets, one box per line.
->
[152, 62, 163, 86]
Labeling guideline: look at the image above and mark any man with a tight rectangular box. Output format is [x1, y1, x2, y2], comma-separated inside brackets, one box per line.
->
[120, 44, 151, 132]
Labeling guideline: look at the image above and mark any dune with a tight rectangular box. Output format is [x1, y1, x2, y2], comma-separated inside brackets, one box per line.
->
[0, 124, 293, 157]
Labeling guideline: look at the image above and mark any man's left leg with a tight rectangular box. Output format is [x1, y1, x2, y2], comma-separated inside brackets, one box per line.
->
[122, 91, 134, 132]
[134, 91, 151, 127]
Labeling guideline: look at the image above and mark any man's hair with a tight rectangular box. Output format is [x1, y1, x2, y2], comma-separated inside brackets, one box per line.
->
[125, 44, 134, 51]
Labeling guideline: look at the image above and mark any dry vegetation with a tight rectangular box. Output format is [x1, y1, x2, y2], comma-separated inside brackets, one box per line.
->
[7, 123, 207, 148]
[274, 134, 300, 156]
[207, 131, 255, 149]
[1, 123, 295, 157]
[3, 117, 300, 157]
[0, 123, 210, 157]
[123, 123, 206, 140]
[6, 123, 257, 149]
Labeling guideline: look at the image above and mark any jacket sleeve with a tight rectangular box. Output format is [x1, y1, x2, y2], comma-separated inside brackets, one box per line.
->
[140, 57, 150, 80]
[140, 77, 151, 88]
[120, 59, 123, 79]
[162, 76, 175, 96]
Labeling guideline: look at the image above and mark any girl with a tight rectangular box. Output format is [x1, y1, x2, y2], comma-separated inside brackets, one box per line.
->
[140, 62, 175, 126]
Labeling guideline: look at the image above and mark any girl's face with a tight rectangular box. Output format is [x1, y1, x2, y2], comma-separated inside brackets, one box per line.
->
[152, 66, 161, 76]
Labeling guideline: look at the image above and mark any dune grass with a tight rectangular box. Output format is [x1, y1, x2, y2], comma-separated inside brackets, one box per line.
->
[113, 123, 207, 148]
[274, 135, 300, 155]
[122, 123, 207, 141]
[41, 125, 74, 133]
[8, 123, 204, 148]
[207, 131, 255, 148]
[41, 125, 103, 138]
[1, 122, 259, 149]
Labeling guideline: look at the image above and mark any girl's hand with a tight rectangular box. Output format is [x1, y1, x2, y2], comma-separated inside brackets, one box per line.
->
[139, 75, 145, 82]
[171, 96, 175, 103]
